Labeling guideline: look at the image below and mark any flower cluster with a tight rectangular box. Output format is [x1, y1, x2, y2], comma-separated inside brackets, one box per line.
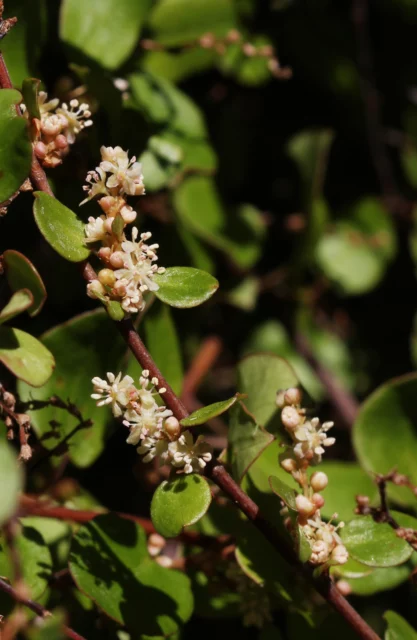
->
[92, 370, 212, 473]
[21, 92, 93, 168]
[81, 146, 162, 315]
[277, 388, 348, 567]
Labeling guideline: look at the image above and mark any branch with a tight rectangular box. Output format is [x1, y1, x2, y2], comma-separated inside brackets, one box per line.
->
[0, 38, 379, 640]
[0, 578, 86, 640]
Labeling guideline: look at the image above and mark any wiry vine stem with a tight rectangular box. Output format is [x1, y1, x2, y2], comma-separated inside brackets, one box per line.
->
[0, 31, 380, 640]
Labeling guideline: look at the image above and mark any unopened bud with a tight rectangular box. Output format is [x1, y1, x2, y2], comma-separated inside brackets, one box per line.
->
[148, 533, 165, 550]
[312, 493, 325, 509]
[164, 416, 181, 440]
[331, 544, 349, 565]
[226, 29, 241, 43]
[284, 388, 302, 406]
[243, 43, 257, 57]
[281, 406, 301, 430]
[156, 555, 173, 568]
[87, 280, 106, 299]
[54, 134, 69, 151]
[109, 251, 126, 269]
[98, 247, 112, 263]
[99, 196, 121, 216]
[19, 444, 32, 461]
[200, 33, 216, 48]
[336, 580, 352, 596]
[295, 494, 317, 517]
[98, 269, 116, 287]
[34, 141, 48, 160]
[281, 458, 297, 473]
[311, 471, 328, 492]
[276, 390, 286, 408]
[3, 391, 16, 409]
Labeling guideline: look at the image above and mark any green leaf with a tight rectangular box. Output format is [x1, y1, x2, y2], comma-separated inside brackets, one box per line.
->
[151, 474, 212, 537]
[106, 300, 125, 322]
[180, 394, 244, 427]
[353, 373, 417, 507]
[0, 290, 33, 325]
[0, 440, 23, 527]
[154, 266, 219, 308]
[191, 569, 240, 619]
[149, 0, 237, 47]
[143, 302, 183, 396]
[269, 475, 298, 511]
[384, 611, 417, 640]
[174, 177, 265, 269]
[335, 561, 417, 596]
[17, 309, 127, 467]
[227, 403, 274, 483]
[318, 462, 377, 523]
[0, 526, 52, 600]
[143, 47, 215, 84]
[341, 512, 417, 567]
[3, 250, 47, 316]
[316, 198, 397, 295]
[238, 353, 299, 431]
[225, 276, 258, 312]
[0, 89, 32, 203]
[0, 326, 54, 387]
[60, 0, 151, 70]
[33, 192, 90, 263]
[287, 129, 333, 209]
[69, 514, 193, 635]
[22, 77, 41, 119]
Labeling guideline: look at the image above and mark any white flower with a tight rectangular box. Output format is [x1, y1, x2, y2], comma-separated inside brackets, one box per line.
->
[37, 91, 60, 117]
[99, 146, 145, 196]
[137, 436, 169, 464]
[302, 516, 347, 566]
[123, 370, 172, 443]
[169, 431, 212, 474]
[91, 372, 136, 417]
[85, 215, 107, 243]
[57, 99, 93, 144]
[293, 418, 335, 463]
[80, 166, 109, 205]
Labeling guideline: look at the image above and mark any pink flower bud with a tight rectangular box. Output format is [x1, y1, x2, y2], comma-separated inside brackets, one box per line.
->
[164, 416, 181, 440]
[109, 251, 125, 269]
[98, 247, 112, 263]
[120, 205, 137, 224]
[34, 141, 48, 160]
[54, 134, 69, 151]
[312, 493, 325, 509]
[311, 471, 328, 492]
[295, 495, 317, 517]
[281, 458, 297, 473]
[281, 406, 301, 430]
[284, 388, 302, 406]
[336, 580, 352, 596]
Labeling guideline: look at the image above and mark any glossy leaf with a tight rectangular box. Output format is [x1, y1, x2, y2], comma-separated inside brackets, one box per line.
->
[21, 77, 41, 119]
[0, 89, 32, 203]
[318, 462, 377, 523]
[353, 373, 417, 507]
[0, 526, 52, 600]
[143, 302, 183, 396]
[154, 266, 219, 308]
[0, 326, 54, 387]
[60, 0, 150, 69]
[180, 394, 244, 427]
[384, 611, 417, 640]
[17, 310, 127, 467]
[3, 250, 47, 316]
[335, 561, 416, 597]
[269, 475, 298, 511]
[0, 289, 33, 325]
[340, 512, 417, 567]
[227, 402, 274, 483]
[33, 192, 90, 262]
[151, 474, 212, 537]
[0, 440, 23, 527]
[238, 353, 299, 431]
[149, 0, 236, 47]
[69, 514, 193, 635]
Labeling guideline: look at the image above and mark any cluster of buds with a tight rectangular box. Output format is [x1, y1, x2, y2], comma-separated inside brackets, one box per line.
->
[81, 146, 163, 315]
[226, 563, 272, 628]
[91, 370, 212, 474]
[21, 92, 93, 168]
[277, 388, 348, 567]
[140, 29, 292, 81]
[0, 384, 32, 461]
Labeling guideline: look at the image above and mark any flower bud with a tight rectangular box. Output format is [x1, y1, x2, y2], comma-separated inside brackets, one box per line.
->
[3, 391, 16, 409]
[109, 251, 126, 269]
[331, 544, 349, 565]
[284, 387, 302, 406]
[312, 493, 325, 509]
[34, 141, 48, 160]
[120, 205, 137, 224]
[98, 269, 116, 287]
[99, 195, 119, 215]
[54, 134, 69, 151]
[87, 280, 106, 299]
[113, 280, 127, 297]
[281, 406, 301, 430]
[356, 495, 370, 508]
[164, 416, 181, 440]
[98, 247, 112, 263]
[104, 218, 114, 234]
[41, 115, 63, 137]
[243, 43, 257, 57]
[295, 494, 317, 517]
[19, 444, 32, 461]
[281, 458, 297, 473]
[336, 580, 352, 596]
[311, 471, 328, 492]
[276, 390, 286, 408]
[156, 555, 173, 568]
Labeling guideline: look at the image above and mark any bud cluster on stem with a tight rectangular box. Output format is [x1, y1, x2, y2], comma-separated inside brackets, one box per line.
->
[277, 388, 348, 567]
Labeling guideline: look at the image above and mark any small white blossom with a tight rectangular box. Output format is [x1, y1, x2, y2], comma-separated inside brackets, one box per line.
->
[57, 99, 93, 144]
[85, 215, 107, 243]
[80, 167, 109, 205]
[91, 372, 136, 417]
[100, 146, 145, 196]
[169, 431, 212, 474]
[38, 91, 60, 116]
[293, 418, 335, 463]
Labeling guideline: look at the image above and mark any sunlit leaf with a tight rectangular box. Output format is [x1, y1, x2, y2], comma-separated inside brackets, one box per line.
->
[33, 192, 90, 263]
[154, 266, 219, 308]
[151, 474, 212, 537]
[0, 89, 32, 203]
[180, 394, 244, 427]
[384, 611, 417, 640]
[0, 326, 54, 387]
[3, 249, 47, 316]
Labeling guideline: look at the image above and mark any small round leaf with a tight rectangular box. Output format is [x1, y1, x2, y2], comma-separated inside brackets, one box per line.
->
[151, 474, 212, 537]
[33, 192, 90, 262]
[0, 326, 54, 387]
[154, 266, 218, 308]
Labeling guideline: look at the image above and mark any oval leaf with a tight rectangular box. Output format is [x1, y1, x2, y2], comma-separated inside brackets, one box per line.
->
[3, 249, 47, 316]
[154, 266, 218, 308]
[341, 512, 417, 567]
[0, 289, 33, 325]
[353, 373, 417, 507]
[180, 394, 245, 427]
[0, 89, 32, 203]
[384, 611, 417, 640]
[0, 440, 23, 527]
[0, 326, 54, 387]
[33, 192, 90, 262]
[269, 475, 298, 511]
[69, 514, 193, 635]
[151, 474, 212, 537]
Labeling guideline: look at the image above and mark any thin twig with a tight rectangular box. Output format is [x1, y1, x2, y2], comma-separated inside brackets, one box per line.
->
[181, 335, 223, 398]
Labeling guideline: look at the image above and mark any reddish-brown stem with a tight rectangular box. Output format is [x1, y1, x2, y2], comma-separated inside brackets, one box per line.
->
[181, 335, 223, 397]
[0, 41, 379, 639]
[0, 578, 86, 640]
